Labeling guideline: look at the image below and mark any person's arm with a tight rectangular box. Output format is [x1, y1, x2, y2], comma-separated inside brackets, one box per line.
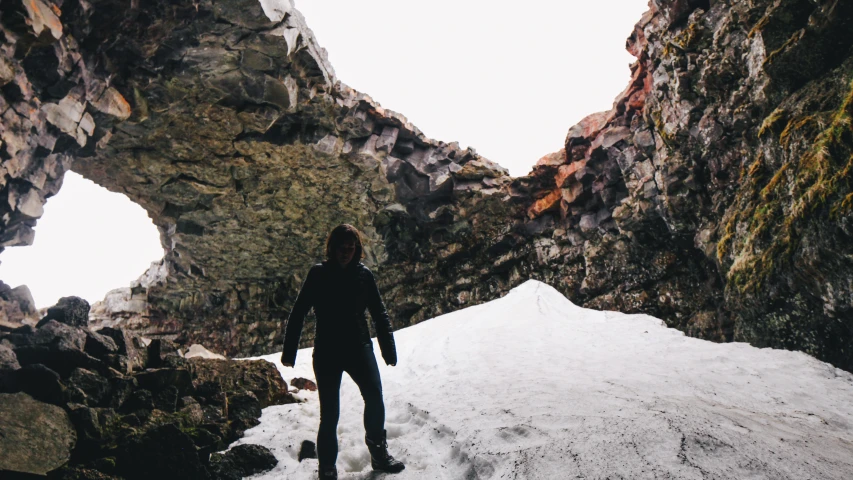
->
[281, 266, 318, 366]
[365, 268, 397, 366]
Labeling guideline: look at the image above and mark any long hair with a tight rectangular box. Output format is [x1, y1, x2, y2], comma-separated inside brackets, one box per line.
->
[325, 224, 363, 263]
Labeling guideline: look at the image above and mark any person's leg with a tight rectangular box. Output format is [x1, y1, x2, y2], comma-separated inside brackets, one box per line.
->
[313, 353, 344, 468]
[344, 344, 385, 439]
[345, 345, 404, 473]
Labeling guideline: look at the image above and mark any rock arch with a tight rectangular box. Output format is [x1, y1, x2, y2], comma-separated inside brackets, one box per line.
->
[2, 0, 852, 372]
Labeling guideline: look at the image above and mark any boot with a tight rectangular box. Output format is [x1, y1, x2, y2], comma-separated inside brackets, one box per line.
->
[365, 430, 405, 473]
[318, 464, 337, 479]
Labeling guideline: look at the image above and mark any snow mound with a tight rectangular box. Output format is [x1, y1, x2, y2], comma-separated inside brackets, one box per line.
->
[183, 344, 226, 360]
[239, 280, 853, 479]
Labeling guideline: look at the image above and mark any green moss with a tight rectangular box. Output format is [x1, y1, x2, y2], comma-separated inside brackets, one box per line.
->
[723, 78, 853, 295]
[763, 29, 806, 67]
[758, 108, 787, 138]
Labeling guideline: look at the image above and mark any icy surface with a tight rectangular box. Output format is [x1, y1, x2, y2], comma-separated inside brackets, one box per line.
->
[238, 280, 853, 479]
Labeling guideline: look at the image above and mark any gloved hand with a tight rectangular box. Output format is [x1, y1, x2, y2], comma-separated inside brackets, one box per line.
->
[383, 352, 397, 366]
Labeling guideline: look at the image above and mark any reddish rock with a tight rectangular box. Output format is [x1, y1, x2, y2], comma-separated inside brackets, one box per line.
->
[290, 377, 317, 391]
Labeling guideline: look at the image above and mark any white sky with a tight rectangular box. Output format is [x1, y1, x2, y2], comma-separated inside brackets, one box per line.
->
[295, 0, 649, 176]
[242, 280, 853, 478]
[0, 173, 164, 309]
[0, 0, 649, 309]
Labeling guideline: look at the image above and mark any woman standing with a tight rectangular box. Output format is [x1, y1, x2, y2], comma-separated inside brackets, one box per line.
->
[281, 224, 405, 479]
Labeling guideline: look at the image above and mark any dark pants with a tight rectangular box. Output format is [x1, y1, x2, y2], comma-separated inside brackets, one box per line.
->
[313, 344, 385, 466]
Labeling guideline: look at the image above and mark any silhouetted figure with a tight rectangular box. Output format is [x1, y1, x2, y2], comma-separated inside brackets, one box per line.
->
[281, 224, 405, 479]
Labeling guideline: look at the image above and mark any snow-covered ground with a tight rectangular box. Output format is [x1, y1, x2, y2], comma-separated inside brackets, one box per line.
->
[238, 280, 853, 479]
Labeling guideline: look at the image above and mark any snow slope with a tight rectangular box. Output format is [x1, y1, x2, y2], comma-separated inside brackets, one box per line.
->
[239, 280, 853, 479]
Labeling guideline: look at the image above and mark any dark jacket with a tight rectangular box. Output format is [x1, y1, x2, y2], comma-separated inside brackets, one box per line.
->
[281, 261, 397, 366]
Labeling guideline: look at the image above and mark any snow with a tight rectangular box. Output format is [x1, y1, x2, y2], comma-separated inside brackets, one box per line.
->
[258, 0, 292, 23]
[183, 344, 226, 360]
[237, 280, 853, 479]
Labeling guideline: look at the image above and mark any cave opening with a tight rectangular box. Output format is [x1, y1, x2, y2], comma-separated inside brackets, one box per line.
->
[0, 172, 164, 315]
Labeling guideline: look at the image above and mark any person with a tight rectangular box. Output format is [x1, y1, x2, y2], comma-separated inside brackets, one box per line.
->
[280, 224, 405, 479]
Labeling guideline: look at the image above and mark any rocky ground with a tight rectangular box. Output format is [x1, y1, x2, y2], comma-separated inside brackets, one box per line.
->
[0, 0, 851, 371]
[0, 295, 305, 479]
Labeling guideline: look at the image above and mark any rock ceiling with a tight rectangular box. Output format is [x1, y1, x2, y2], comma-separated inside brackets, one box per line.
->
[1, 0, 852, 370]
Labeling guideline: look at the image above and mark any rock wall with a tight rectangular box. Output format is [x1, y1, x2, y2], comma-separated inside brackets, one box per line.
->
[1, 0, 852, 370]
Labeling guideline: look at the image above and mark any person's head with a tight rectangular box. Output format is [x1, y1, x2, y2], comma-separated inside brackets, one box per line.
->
[325, 224, 363, 267]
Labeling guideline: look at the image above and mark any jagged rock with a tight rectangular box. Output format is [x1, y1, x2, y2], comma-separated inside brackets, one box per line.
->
[290, 377, 317, 391]
[209, 444, 277, 480]
[0, 284, 38, 326]
[298, 440, 317, 461]
[16, 363, 66, 405]
[96, 328, 147, 373]
[67, 368, 111, 407]
[38, 297, 91, 328]
[118, 389, 154, 415]
[153, 385, 179, 413]
[227, 391, 261, 425]
[0, 344, 19, 391]
[84, 330, 119, 360]
[132, 368, 192, 396]
[0, 343, 19, 371]
[145, 338, 181, 369]
[0, 392, 76, 475]
[2, 0, 853, 373]
[189, 358, 294, 408]
[116, 424, 208, 480]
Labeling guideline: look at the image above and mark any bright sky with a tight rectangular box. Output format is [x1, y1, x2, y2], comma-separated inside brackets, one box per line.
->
[295, 0, 650, 176]
[0, 0, 649, 309]
[0, 173, 164, 309]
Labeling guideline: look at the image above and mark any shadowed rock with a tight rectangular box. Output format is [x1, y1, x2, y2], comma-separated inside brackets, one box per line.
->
[0, 392, 76, 475]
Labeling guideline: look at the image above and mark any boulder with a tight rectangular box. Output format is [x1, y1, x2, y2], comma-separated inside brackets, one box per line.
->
[153, 385, 179, 413]
[227, 391, 261, 425]
[145, 338, 182, 369]
[8, 319, 86, 351]
[67, 368, 111, 407]
[298, 440, 317, 461]
[0, 284, 38, 325]
[189, 358, 293, 408]
[133, 368, 192, 396]
[290, 377, 317, 391]
[0, 392, 76, 475]
[16, 363, 66, 405]
[118, 389, 154, 415]
[0, 343, 19, 391]
[209, 444, 277, 480]
[116, 424, 208, 480]
[84, 330, 119, 360]
[38, 297, 91, 328]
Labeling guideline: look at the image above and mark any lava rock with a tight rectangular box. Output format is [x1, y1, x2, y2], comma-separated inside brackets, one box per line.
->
[0, 343, 19, 391]
[133, 368, 192, 396]
[38, 296, 91, 328]
[0, 392, 77, 475]
[209, 444, 277, 480]
[290, 377, 317, 391]
[67, 368, 111, 407]
[154, 385, 179, 413]
[116, 423, 208, 480]
[84, 330, 119, 360]
[227, 391, 261, 423]
[189, 358, 293, 408]
[298, 440, 317, 461]
[118, 389, 154, 415]
[145, 338, 182, 369]
[16, 363, 65, 405]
